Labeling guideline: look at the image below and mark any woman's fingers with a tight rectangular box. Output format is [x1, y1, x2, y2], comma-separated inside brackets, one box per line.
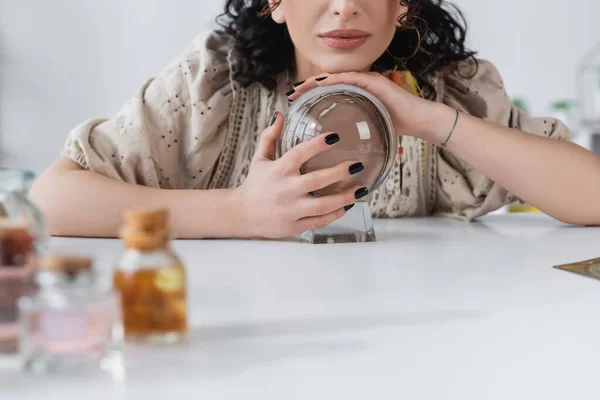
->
[295, 207, 347, 233]
[254, 111, 283, 161]
[312, 71, 384, 93]
[293, 160, 364, 195]
[295, 185, 368, 220]
[321, 71, 382, 85]
[294, 184, 370, 232]
[279, 131, 340, 172]
[287, 74, 330, 101]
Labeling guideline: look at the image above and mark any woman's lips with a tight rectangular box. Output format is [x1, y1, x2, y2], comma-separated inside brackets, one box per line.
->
[320, 30, 369, 49]
[320, 36, 368, 49]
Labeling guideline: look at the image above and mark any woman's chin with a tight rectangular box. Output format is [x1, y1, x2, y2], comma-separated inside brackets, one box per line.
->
[317, 63, 373, 74]
[312, 54, 375, 75]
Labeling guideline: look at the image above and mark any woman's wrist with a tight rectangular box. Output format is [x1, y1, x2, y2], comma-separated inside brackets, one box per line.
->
[184, 187, 251, 239]
[224, 187, 252, 239]
[410, 100, 458, 145]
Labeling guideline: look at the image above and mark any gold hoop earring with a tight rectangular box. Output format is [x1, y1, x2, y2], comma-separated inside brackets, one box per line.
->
[258, 1, 281, 17]
[386, 49, 408, 71]
[386, 24, 422, 71]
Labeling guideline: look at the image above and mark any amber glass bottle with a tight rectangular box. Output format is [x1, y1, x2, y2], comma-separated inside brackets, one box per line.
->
[113, 209, 187, 344]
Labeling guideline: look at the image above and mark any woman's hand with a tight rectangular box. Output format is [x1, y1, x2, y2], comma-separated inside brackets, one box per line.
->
[287, 72, 444, 143]
[289, 73, 600, 226]
[233, 112, 369, 239]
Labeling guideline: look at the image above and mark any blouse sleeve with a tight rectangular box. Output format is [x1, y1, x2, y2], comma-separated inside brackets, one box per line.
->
[61, 30, 233, 190]
[432, 59, 571, 221]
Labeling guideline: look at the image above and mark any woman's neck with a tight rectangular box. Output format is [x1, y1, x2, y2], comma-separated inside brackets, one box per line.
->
[292, 51, 323, 83]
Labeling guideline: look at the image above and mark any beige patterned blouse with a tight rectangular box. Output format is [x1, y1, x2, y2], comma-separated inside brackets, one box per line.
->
[62, 30, 570, 221]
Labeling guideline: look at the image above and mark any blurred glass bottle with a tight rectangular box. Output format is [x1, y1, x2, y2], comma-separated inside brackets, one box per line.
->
[113, 208, 187, 344]
[18, 254, 121, 375]
[0, 220, 37, 352]
[0, 169, 48, 249]
[577, 41, 600, 132]
[508, 98, 540, 213]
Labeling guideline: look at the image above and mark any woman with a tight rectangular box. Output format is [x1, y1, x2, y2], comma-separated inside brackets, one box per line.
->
[31, 0, 600, 238]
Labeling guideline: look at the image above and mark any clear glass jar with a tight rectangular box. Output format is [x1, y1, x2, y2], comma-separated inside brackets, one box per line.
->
[0, 169, 48, 249]
[113, 209, 187, 344]
[0, 220, 37, 353]
[18, 254, 121, 375]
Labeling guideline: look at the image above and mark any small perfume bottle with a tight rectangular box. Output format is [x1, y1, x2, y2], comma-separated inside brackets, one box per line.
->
[113, 208, 187, 344]
[0, 219, 37, 353]
[18, 254, 121, 375]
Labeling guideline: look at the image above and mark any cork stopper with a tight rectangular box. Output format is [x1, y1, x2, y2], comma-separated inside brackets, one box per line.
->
[41, 254, 93, 274]
[121, 208, 170, 251]
[124, 208, 168, 233]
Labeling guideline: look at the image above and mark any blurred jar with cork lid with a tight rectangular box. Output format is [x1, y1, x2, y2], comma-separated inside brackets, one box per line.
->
[113, 208, 188, 345]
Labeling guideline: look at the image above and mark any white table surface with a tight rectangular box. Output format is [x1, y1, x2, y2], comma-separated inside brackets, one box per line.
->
[1, 214, 600, 400]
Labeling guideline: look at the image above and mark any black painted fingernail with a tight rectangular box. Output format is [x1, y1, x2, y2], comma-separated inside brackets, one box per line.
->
[349, 162, 364, 175]
[292, 80, 305, 87]
[285, 89, 295, 97]
[270, 111, 278, 126]
[355, 187, 369, 200]
[315, 77, 328, 82]
[325, 133, 340, 145]
[344, 204, 355, 212]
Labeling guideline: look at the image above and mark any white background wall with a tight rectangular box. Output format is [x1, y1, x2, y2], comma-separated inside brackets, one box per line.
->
[0, 0, 599, 174]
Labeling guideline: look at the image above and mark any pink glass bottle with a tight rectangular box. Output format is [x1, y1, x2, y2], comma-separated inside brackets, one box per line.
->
[18, 254, 122, 375]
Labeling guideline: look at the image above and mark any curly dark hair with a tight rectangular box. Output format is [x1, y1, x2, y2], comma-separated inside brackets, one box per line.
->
[217, 0, 478, 99]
